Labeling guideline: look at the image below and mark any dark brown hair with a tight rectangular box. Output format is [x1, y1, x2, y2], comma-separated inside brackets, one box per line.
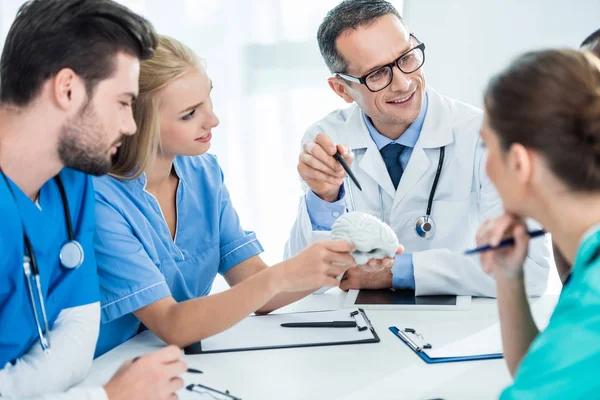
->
[582, 28, 600, 57]
[317, 0, 403, 73]
[0, 0, 158, 107]
[484, 49, 600, 191]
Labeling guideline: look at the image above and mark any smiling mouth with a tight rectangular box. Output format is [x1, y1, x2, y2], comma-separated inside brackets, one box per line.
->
[387, 91, 415, 104]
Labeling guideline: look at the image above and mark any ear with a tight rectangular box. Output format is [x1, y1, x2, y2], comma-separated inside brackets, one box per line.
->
[327, 76, 355, 104]
[53, 68, 86, 111]
[508, 143, 533, 185]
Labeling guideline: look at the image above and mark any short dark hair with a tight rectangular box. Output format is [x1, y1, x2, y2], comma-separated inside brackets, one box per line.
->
[484, 49, 600, 191]
[581, 28, 600, 57]
[317, 0, 403, 73]
[581, 28, 600, 48]
[0, 0, 158, 107]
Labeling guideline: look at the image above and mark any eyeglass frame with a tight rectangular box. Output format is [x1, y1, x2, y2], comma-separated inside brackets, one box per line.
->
[335, 34, 426, 93]
[186, 383, 242, 400]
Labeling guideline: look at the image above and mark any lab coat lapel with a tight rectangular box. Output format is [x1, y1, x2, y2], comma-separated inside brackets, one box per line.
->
[343, 106, 396, 198]
[394, 88, 454, 205]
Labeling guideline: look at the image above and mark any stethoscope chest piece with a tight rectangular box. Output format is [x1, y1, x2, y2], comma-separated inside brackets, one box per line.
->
[60, 240, 84, 269]
[415, 215, 436, 239]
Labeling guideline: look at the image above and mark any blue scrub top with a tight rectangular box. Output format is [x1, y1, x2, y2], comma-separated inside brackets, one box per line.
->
[500, 226, 600, 399]
[0, 169, 99, 366]
[93, 154, 264, 356]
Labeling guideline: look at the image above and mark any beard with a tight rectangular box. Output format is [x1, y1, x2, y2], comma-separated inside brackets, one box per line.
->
[57, 100, 119, 176]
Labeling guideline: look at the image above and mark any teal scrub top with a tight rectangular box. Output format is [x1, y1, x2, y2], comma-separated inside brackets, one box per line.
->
[500, 226, 600, 399]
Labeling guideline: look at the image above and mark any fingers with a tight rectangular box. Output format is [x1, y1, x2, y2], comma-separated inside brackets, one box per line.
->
[335, 143, 355, 167]
[168, 377, 185, 394]
[476, 214, 523, 247]
[328, 262, 352, 277]
[339, 279, 351, 291]
[314, 133, 337, 156]
[305, 139, 339, 171]
[324, 277, 343, 288]
[326, 252, 356, 267]
[511, 223, 530, 256]
[300, 151, 344, 177]
[487, 214, 518, 246]
[298, 162, 344, 185]
[396, 244, 404, 255]
[323, 240, 355, 253]
[146, 345, 182, 364]
[164, 360, 187, 378]
[367, 257, 394, 270]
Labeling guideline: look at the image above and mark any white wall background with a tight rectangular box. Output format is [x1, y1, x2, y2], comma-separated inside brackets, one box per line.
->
[403, 0, 600, 108]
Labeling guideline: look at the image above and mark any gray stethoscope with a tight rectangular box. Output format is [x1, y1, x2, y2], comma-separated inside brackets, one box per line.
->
[1, 171, 84, 354]
[346, 146, 445, 239]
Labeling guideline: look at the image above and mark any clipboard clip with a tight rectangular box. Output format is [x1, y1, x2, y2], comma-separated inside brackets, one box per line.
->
[397, 328, 432, 352]
[350, 309, 374, 332]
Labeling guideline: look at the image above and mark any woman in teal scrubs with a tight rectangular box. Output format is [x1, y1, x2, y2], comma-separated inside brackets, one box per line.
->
[477, 49, 600, 399]
[93, 35, 399, 356]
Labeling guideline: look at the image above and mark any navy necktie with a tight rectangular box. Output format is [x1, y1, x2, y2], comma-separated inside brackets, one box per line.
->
[380, 143, 406, 189]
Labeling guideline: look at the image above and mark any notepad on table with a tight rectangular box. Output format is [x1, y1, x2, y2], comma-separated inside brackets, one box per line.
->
[184, 307, 379, 354]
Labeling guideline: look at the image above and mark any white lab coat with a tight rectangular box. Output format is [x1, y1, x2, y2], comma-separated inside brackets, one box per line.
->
[284, 88, 552, 297]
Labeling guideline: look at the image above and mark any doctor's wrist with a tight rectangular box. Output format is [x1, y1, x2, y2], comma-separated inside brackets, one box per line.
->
[313, 186, 342, 203]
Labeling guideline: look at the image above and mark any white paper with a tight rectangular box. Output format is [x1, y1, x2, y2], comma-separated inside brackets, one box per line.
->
[421, 296, 559, 358]
[200, 308, 376, 352]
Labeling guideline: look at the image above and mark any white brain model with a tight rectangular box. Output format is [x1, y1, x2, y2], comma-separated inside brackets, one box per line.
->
[331, 212, 399, 265]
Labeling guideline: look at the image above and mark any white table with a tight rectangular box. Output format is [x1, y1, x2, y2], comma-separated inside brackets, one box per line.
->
[80, 290, 558, 400]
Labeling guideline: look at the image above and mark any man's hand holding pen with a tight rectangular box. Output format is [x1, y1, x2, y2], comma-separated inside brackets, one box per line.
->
[298, 132, 354, 202]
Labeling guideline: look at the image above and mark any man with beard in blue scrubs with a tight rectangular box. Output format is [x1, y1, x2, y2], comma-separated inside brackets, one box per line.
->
[0, 1, 186, 399]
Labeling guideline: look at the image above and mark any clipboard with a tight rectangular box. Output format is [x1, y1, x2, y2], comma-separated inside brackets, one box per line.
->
[184, 308, 379, 354]
[389, 326, 503, 364]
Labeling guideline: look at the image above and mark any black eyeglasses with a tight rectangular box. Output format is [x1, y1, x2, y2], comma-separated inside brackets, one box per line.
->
[186, 383, 242, 400]
[336, 35, 426, 92]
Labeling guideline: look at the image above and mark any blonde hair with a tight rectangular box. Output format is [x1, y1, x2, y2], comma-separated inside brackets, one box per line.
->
[110, 35, 201, 179]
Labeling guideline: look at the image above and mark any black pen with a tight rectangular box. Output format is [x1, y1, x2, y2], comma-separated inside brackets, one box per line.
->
[464, 229, 547, 255]
[333, 151, 362, 191]
[281, 321, 357, 328]
[132, 356, 203, 374]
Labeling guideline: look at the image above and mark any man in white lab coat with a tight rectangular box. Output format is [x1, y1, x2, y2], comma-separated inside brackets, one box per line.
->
[285, 0, 552, 296]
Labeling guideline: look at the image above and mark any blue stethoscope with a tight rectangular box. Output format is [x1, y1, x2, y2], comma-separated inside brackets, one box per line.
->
[1, 171, 84, 354]
[346, 146, 445, 239]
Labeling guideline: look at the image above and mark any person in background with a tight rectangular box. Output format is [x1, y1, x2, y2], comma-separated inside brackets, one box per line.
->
[553, 28, 600, 283]
[477, 49, 600, 399]
[0, 1, 186, 399]
[93, 35, 399, 356]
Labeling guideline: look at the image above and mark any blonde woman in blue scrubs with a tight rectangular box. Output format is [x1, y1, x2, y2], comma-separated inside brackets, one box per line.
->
[477, 49, 600, 399]
[93, 35, 399, 356]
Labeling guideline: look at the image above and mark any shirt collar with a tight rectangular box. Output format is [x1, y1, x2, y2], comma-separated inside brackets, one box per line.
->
[574, 222, 600, 269]
[136, 156, 185, 189]
[362, 92, 429, 150]
[580, 223, 600, 247]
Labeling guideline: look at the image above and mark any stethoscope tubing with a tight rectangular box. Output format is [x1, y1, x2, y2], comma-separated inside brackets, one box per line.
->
[346, 146, 445, 236]
[0, 171, 81, 354]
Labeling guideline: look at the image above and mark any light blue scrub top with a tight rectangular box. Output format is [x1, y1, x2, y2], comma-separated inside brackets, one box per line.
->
[93, 154, 264, 356]
[0, 169, 99, 366]
[500, 226, 600, 399]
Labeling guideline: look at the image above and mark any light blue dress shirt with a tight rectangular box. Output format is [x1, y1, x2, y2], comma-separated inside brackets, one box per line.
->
[0, 169, 99, 365]
[306, 94, 429, 289]
[93, 154, 263, 356]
